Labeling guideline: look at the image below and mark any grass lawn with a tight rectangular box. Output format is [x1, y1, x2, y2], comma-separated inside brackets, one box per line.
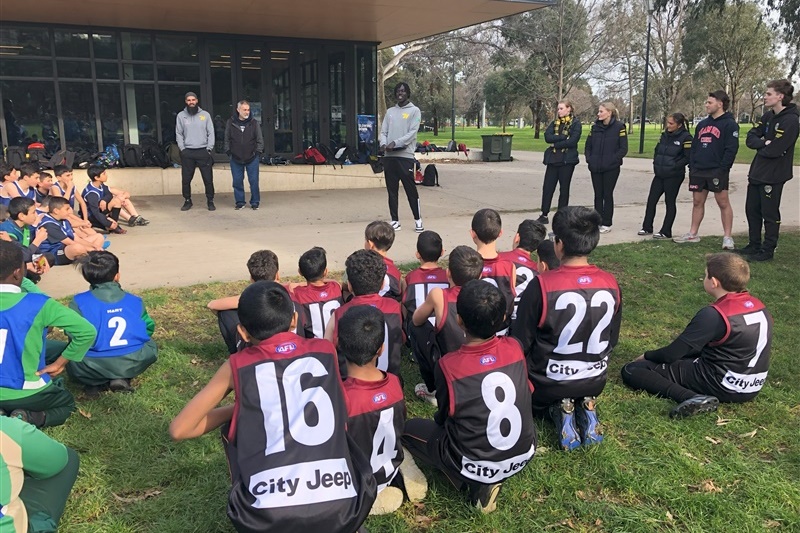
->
[418, 125, 800, 166]
[48, 233, 799, 532]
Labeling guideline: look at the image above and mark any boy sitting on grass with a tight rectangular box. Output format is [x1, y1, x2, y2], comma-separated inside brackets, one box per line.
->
[471, 208, 516, 333]
[0, 197, 52, 275]
[37, 197, 105, 266]
[364, 220, 402, 302]
[499, 219, 547, 320]
[622, 252, 772, 419]
[291, 246, 343, 339]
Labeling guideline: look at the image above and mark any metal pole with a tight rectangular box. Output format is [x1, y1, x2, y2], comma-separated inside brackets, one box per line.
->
[451, 58, 456, 141]
[639, 13, 652, 154]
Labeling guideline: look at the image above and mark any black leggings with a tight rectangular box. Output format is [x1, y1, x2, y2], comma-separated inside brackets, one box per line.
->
[590, 169, 620, 226]
[745, 181, 784, 252]
[540, 165, 575, 215]
[641, 175, 684, 236]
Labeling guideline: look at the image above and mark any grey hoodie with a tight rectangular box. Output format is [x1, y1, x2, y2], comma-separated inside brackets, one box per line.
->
[379, 102, 421, 159]
[176, 107, 215, 151]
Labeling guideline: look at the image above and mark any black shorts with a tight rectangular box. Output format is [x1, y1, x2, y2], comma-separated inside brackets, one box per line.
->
[54, 247, 74, 266]
[689, 170, 729, 193]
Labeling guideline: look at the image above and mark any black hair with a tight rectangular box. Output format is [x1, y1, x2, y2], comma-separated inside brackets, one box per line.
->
[416, 230, 443, 263]
[77, 250, 120, 285]
[766, 78, 795, 106]
[48, 196, 69, 211]
[346, 249, 386, 296]
[337, 305, 385, 367]
[536, 240, 561, 270]
[87, 165, 106, 181]
[38, 171, 53, 181]
[54, 165, 72, 177]
[471, 208, 502, 244]
[8, 197, 35, 221]
[0, 240, 24, 279]
[298, 246, 327, 282]
[237, 281, 294, 342]
[18, 163, 39, 179]
[551, 206, 601, 257]
[457, 279, 506, 340]
[247, 250, 279, 282]
[0, 163, 14, 180]
[364, 220, 395, 252]
[668, 112, 689, 132]
[448, 245, 484, 286]
[516, 219, 547, 252]
[708, 90, 730, 112]
[394, 82, 411, 99]
[38, 196, 53, 210]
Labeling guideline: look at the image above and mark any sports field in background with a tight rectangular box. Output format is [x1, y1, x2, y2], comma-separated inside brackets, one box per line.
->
[47, 232, 800, 532]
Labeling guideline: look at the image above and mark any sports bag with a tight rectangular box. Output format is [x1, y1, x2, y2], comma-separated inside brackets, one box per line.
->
[422, 164, 439, 187]
[123, 144, 145, 167]
[445, 140, 457, 152]
[303, 147, 327, 165]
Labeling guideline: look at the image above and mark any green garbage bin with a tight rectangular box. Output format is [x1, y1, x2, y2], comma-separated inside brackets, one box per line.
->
[481, 134, 514, 162]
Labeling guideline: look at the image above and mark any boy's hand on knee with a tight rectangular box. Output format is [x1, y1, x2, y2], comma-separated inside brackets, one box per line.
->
[37, 356, 69, 377]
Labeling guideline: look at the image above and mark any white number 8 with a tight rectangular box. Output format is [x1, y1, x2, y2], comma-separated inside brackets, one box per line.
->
[481, 372, 522, 451]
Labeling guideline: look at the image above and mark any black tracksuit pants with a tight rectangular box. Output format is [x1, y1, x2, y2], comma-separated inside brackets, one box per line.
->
[745, 181, 784, 252]
[590, 169, 620, 226]
[181, 148, 215, 201]
[383, 157, 421, 221]
[641, 175, 684, 237]
[540, 164, 575, 215]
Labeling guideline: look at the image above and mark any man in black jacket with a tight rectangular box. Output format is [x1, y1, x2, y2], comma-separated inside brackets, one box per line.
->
[674, 91, 739, 249]
[743, 79, 799, 262]
[224, 100, 264, 210]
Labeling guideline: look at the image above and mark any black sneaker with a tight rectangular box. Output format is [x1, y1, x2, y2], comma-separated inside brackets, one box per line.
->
[84, 382, 110, 398]
[536, 214, 549, 225]
[251, 204, 259, 210]
[469, 482, 503, 514]
[181, 199, 193, 211]
[735, 242, 761, 256]
[669, 395, 719, 419]
[234, 204, 245, 210]
[109, 378, 134, 393]
[134, 216, 150, 226]
[207, 201, 216, 211]
[9, 409, 46, 427]
[748, 249, 774, 262]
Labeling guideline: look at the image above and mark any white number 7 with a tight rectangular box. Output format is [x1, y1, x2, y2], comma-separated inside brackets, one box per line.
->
[743, 311, 768, 368]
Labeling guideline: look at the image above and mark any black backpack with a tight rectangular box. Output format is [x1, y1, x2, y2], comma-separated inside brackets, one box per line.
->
[123, 144, 144, 167]
[141, 138, 170, 168]
[422, 164, 439, 187]
[316, 143, 340, 168]
[445, 140, 457, 152]
[5, 146, 26, 168]
[27, 147, 48, 167]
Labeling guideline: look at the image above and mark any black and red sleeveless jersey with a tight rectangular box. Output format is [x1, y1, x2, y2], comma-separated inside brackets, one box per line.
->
[226, 332, 375, 533]
[343, 373, 406, 492]
[499, 248, 540, 321]
[480, 256, 516, 331]
[292, 281, 344, 339]
[436, 286, 466, 356]
[402, 266, 449, 319]
[528, 265, 620, 398]
[701, 292, 772, 398]
[333, 294, 404, 378]
[379, 256, 402, 302]
[437, 336, 536, 484]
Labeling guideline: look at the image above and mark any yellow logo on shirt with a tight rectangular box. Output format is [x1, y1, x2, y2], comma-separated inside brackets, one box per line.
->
[200, 116, 206, 120]
[402, 113, 410, 119]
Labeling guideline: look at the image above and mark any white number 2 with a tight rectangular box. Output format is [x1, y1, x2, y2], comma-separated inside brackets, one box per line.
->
[108, 317, 128, 347]
[482, 372, 522, 451]
[370, 408, 398, 480]
[0, 328, 7, 364]
[744, 311, 768, 368]
[553, 290, 615, 355]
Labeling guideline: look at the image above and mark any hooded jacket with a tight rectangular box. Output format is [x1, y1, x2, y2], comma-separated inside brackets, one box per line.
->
[224, 114, 264, 164]
[584, 117, 628, 173]
[745, 103, 799, 184]
[653, 128, 692, 179]
[543, 116, 582, 166]
[689, 112, 739, 173]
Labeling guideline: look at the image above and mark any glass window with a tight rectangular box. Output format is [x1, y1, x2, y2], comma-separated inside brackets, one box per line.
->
[299, 48, 319, 149]
[1, 80, 60, 150]
[356, 45, 376, 117]
[96, 62, 119, 80]
[158, 84, 200, 144]
[209, 41, 233, 154]
[93, 33, 118, 60]
[124, 83, 156, 144]
[57, 60, 92, 79]
[122, 64, 154, 81]
[120, 33, 152, 61]
[155, 35, 198, 63]
[54, 31, 90, 57]
[97, 83, 124, 147]
[0, 27, 51, 57]
[0, 59, 52, 78]
[59, 82, 97, 152]
[271, 48, 292, 154]
[328, 50, 347, 148]
[157, 65, 199, 82]
[239, 43, 263, 124]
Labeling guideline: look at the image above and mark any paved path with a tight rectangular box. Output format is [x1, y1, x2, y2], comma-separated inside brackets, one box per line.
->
[38, 152, 799, 298]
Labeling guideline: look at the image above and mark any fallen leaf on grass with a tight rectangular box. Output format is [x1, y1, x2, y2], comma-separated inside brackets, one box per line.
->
[191, 380, 199, 387]
[738, 429, 758, 438]
[78, 408, 92, 419]
[763, 519, 782, 528]
[666, 511, 674, 522]
[112, 489, 162, 503]
[545, 519, 576, 530]
[414, 515, 434, 527]
[576, 490, 587, 500]
[190, 358, 199, 365]
[595, 518, 603, 527]
[664, 273, 675, 278]
[412, 502, 425, 512]
[704, 436, 721, 445]
[715, 416, 732, 426]
[682, 451, 701, 461]
[689, 480, 721, 493]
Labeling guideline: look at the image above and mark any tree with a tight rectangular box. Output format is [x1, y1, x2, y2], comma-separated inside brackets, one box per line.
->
[484, 70, 524, 132]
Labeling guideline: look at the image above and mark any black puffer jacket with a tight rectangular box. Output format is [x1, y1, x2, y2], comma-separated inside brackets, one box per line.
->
[584, 117, 628, 172]
[746, 103, 799, 184]
[653, 128, 692, 178]
[543, 117, 582, 166]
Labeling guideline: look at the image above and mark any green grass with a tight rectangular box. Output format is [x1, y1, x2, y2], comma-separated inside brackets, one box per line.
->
[48, 234, 800, 532]
[418, 125, 800, 166]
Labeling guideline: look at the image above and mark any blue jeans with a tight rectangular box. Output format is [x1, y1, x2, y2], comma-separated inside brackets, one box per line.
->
[230, 157, 260, 206]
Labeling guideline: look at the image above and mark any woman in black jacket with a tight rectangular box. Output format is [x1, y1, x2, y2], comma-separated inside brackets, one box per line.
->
[584, 101, 628, 233]
[639, 112, 692, 239]
[537, 100, 582, 224]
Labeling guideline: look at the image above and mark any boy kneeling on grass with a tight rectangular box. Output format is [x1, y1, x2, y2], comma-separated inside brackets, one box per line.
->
[622, 252, 773, 419]
[170, 281, 375, 533]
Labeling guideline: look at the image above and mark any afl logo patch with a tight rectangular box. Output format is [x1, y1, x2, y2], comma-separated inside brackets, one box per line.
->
[275, 342, 297, 354]
[480, 355, 497, 366]
[320, 291, 328, 298]
[744, 300, 755, 309]
[426, 274, 438, 280]
[373, 392, 387, 404]
[577, 276, 593, 285]
[482, 266, 493, 274]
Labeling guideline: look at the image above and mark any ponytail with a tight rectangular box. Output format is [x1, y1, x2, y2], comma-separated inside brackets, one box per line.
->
[669, 112, 689, 132]
[599, 101, 619, 120]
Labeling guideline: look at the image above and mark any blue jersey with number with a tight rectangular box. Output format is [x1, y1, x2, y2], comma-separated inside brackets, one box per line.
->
[37, 214, 75, 255]
[0, 293, 50, 390]
[73, 291, 150, 357]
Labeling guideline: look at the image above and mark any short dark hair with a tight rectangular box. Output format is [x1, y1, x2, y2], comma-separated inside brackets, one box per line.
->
[365, 220, 395, 252]
[8, 197, 35, 221]
[414, 230, 442, 263]
[551, 206, 601, 257]
[298, 246, 327, 282]
[457, 279, 506, 340]
[87, 165, 106, 180]
[706, 252, 749, 292]
[709, 90, 730, 112]
[54, 165, 72, 177]
[394, 82, 411, 99]
[0, 164, 15, 180]
[237, 281, 294, 342]
[48, 196, 69, 211]
[38, 171, 53, 181]
[536, 240, 561, 270]
[337, 305, 385, 367]
[471, 208, 502, 244]
[346, 249, 386, 296]
[18, 163, 39, 179]
[77, 251, 120, 285]
[766, 78, 794, 106]
[448, 245, 484, 286]
[516, 219, 547, 252]
[247, 250, 279, 282]
[0, 240, 24, 279]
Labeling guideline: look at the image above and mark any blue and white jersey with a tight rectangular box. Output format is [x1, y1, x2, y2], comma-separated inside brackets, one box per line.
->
[13, 181, 35, 201]
[81, 182, 108, 203]
[37, 214, 75, 254]
[53, 181, 76, 209]
[0, 293, 50, 390]
[73, 291, 150, 357]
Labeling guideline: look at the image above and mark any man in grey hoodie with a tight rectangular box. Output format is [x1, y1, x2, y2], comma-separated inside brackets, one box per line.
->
[176, 92, 215, 211]
[379, 82, 423, 233]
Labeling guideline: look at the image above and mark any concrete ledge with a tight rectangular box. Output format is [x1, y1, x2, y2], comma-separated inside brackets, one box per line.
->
[415, 150, 483, 162]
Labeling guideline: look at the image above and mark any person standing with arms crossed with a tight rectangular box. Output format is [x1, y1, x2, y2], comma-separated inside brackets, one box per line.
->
[176, 92, 216, 212]
[584, 101, 628, 233]
[674, 90, 739, 248]
[537, 100, 582, 225]
[224, 100, 263, 211]
[380, 82, 424, 233]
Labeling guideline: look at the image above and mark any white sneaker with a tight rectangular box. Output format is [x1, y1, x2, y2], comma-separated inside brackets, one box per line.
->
[369, 486, 404, 515]
[599, 225, 612, 234]
[414, 383, 437, 406]
[722, 236, 735, 250]
[399, 448, 428, 501]
[673, 232, 701, 243]
[390, 220, 401, 231]
[415, 219, 424, 233]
